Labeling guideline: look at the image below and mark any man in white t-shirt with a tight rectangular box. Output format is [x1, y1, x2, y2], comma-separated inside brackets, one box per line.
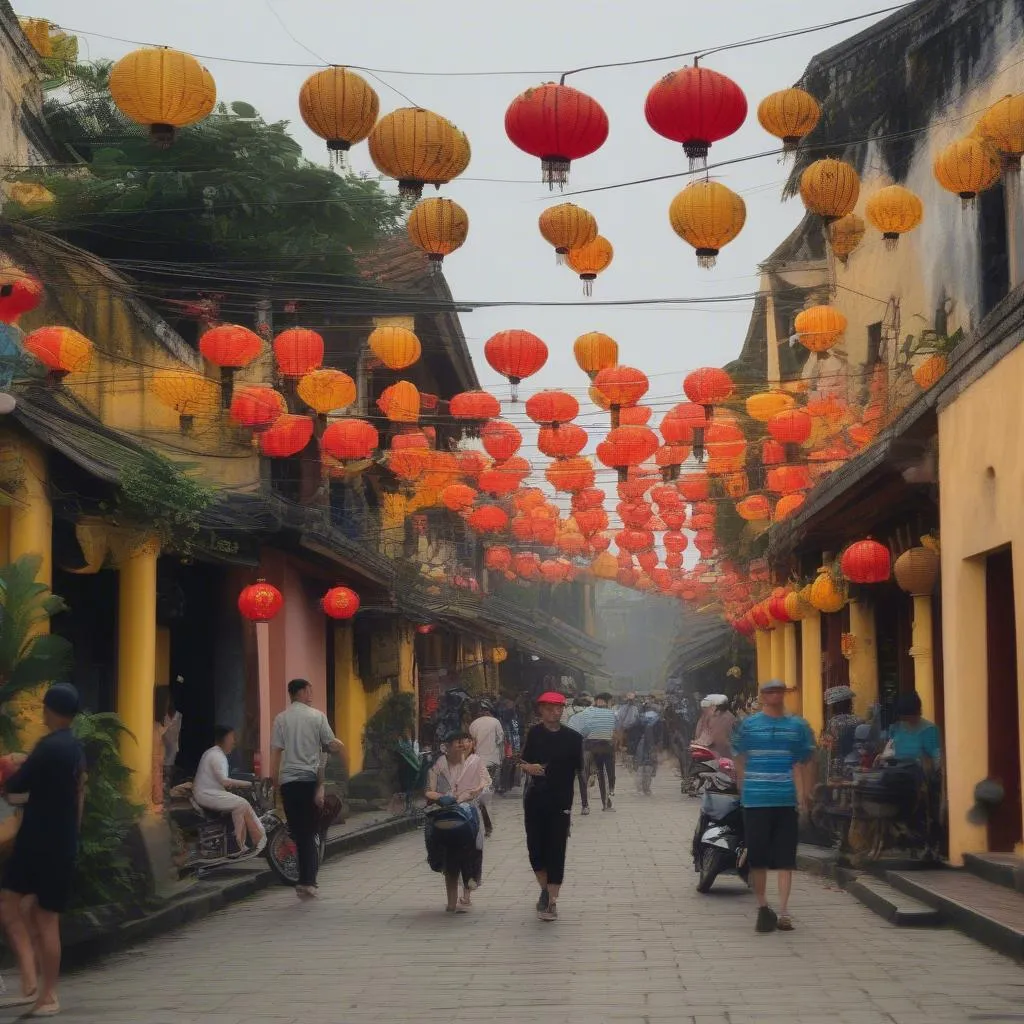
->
[469, 701, 504, 837]
[269, 679, 345, 898]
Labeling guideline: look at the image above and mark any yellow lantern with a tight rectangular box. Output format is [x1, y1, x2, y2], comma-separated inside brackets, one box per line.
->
[5, 182, 54, 210]
[407, 198, 468, 264]
[109, 48, 216, 146]
[368, 108, 464, 199]
[150, 369, 219, 433]
[297, 369, 357, 415]
[669, 180, 746, 268]
[975, 94, 1024, 168]
[783, 590, 810, 621]
[566, 236, 613, 296]
[933, 137, 1001, 207]
[828, 213, 865, 264]
[573, 331, 618, 380]
[368, 325, 422, 370]
[745, 390, 794, 423]
[865, 184, 923, 249]
[298, 67, 379, 164]
[425, 126, 471, 188]
[590, 552, 618, 580]
[794, 305, 847, 354]
[809, 566, 846, 613]
[756, 88, 820, 152]
[799, 158, 860, 220]
[539, 203, 598, 263]
[491, 646, 508, 664]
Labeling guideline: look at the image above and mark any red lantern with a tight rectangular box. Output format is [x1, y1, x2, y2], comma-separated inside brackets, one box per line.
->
[416, 624, 436, 635]
[645, 65, 747, 164]
[637, 549, 659, 574]
[321, 419, 379, 462]
[768, 589, 792, 623]
[388, 432, 430, 481]
[619, 405, 652, 426]
[762, 439, 786, 465]
[661, 508, 686, 530]
[229, 385, 286, 431]
[22, 326, 93, 376]
[678, 472, 710, 502]
[736, 495, 771, 521]
[525, 389, 579, 426]
[0, 271, 42, 324]
[841, 539, 891, 584]
[449, 390, 501, 425]
[750, 603, 772, 630]
[766, 465, 812, 494]
[238, 580, 283, 622]
[767, 409, 812, 445]
[515, 552, 541, 580]
[322, 585, 360, 619]
[456, 449, 490, 481]
[574, 507, 609, 536]
[485, 546, 514, 573]
[694, 529, 716, 559]
[199, 324, 263, 368]
[478, 456, 530, 496]
[441, 483, 478, 513]
[480, 420, 523, 462]
[616, 528, 654, 553]
[259, 415, 314, 457]
[664, 530, 689, 554]
[484, 330, 548, 400]
[273, 328, 324, 377]
[705, 423, 746, 464]
[666, 552, 684, 570]
[468, 504, 510, 534]
[546, 456, 595, 493]
[505, 82, 609, 188]
[618, 501, 653, 529]
[596, 425, 659, 480]
[593, 365, 650, 425]
[684, 367, 735, 410]
[537, 423, 587, 459]
[572, 486, 605, 511]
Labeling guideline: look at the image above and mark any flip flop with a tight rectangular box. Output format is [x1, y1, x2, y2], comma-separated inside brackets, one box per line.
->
[29, 1000, 60, 1017]
[0, 991, 36, 1008]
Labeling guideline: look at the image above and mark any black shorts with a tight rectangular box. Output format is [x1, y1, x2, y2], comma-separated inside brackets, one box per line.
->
[743, 806, 799, 870]
[524, 801, 571, 885]
[2, 847, 76, 913]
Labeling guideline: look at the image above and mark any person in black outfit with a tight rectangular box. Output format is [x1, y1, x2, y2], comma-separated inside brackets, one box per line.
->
[520, 691, 583, 922]
[0, 683, 86, 1017]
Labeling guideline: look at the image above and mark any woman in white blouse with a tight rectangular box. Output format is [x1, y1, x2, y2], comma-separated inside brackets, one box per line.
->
[194, 726, 266, 856]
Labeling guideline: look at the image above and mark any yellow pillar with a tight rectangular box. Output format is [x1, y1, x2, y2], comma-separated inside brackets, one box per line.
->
[783, 622, 801, 715]
[333, 623, 365, 776]
[398, 622, 415, 694]
[8, 439, 52, 746]
[848, 599, 878, 719]
[770, 627, 785, 684]
[0, 505, 10, 565]
[755, 630, 772, 686]
[801, 612, 824, 737]
[117, 538, 158, 806]
[910, 594, 936, 724]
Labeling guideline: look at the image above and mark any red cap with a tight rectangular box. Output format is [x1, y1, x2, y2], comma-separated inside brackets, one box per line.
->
[537, 691, 567, 706]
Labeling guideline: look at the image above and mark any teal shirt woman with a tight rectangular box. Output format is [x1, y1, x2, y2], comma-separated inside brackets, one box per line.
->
[887, 692, 941, 769]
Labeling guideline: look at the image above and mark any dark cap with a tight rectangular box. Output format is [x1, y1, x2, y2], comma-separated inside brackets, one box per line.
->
[43, 682, 79, 718]
[759, 679, 787, 694]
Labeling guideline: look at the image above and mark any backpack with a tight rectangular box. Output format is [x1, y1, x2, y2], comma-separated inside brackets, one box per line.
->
[425, 800, 478, 849]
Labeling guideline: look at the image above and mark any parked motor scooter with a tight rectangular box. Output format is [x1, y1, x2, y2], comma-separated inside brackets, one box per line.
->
[683, 743, 721, 797]
[691, 763, 748, 893]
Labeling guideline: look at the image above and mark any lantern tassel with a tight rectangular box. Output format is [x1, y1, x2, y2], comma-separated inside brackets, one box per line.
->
[883, 234, 899, 251]
[581, 278, 594, 297]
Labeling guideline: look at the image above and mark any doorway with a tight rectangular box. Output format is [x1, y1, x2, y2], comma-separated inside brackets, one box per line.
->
[985, 548, 1022, 852]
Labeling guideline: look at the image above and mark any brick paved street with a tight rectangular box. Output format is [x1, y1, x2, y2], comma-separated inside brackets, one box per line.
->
[18, 769, 1024, 1024]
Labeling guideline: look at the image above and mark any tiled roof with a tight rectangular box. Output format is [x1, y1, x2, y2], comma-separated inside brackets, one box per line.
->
[355, 233, 437, 291]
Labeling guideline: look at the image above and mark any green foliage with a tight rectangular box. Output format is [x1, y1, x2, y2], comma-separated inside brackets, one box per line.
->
[900, 326, 965, 361]
[115, 449, 214, 554]
[71, 712, 144, 910]
[0, 555, 73, 750]
[9, 61, 404, 280]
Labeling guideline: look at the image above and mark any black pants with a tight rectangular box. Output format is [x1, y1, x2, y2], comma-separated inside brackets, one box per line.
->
[575, 767, 589, 809]
[280, 780, 319, 887]
[524, 801, 571, 885]
[480, 765, 498, 833]
[585, 740, 616, 805]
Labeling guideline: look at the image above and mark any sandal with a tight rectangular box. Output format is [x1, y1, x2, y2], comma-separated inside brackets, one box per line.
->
[777, 915, 794, 931]
[29, 1000, 61, 1018]
[0, 990, 37, 1009]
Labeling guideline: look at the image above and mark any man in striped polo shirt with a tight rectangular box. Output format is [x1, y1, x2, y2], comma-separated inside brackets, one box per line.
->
[732, 679, 815, 933]
[568, 693, 618, 811]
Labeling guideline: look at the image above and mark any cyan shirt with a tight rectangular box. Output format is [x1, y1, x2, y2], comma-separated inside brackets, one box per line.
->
[887, 720, 941, 766]
[732, 712, 815, 808]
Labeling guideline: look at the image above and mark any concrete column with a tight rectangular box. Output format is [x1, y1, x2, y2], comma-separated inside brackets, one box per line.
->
[783, 623, 801, 715]
[801, 612, 824, 737]
[398, 623, 415, 694]
[117, 538, 159, 806]
[256, 621, 272, 777]
[910, 594, 936, 724]
[848, 599, 879, 718]
[9, 438, 52, 746]
[770, 627, 786, 684]
[1004, 167, 1024, 290]
[755, 630, 772, 686]
[333, 623, 365, 776]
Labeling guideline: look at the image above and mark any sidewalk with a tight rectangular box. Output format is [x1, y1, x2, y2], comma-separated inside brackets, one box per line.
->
[25, 769, 1024, 1023]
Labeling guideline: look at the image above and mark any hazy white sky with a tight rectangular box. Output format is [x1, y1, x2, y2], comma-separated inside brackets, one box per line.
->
[22, 0, 893, 472]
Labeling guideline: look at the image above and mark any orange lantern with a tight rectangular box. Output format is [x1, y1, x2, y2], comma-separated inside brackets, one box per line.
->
[767, 409, 812, 445]
[566, 235, 613, 296]
[573, 331, 618, 380]
[757, 87, 820, 152]
[273, 328, 324, 377]
[200, 324, 263, 407]
[478, 456, 530, 496]
[22, 325, 93, 377]
[683, 367, 734, 414]
[799, 158, 860, 221]
[539, 203, 598, 263]
[737, 495, 771, 521]
[378, 381, 420, 423]
[298, 66, 378, 161]
[592, 365, 649, 426]
[441, 483, 478, 513]
[297, 369, 357, 415]
[407, 197, 469, 264]
[794, 305, 847, 354]
[546, 457, 595, 494]
[485, 546, 514, 573]
[774, 494, 805, 520]
[322, 585, 361, 619]
[590, 551, 618, 580]
[766, 465, 812, 494]
[368, 325, 422, 370]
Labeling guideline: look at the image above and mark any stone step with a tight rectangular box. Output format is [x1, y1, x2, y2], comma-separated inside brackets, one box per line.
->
[887, 868, 1024, 961]
[846, 876, 944, 927]
[964, 851, 1024, 894]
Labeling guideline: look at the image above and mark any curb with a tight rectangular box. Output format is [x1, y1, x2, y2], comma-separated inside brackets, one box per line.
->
[63, 814, 421, 971]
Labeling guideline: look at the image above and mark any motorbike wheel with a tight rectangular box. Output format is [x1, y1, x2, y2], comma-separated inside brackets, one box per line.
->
[696, 845, 725, 893]
[265, 827, 324, 886]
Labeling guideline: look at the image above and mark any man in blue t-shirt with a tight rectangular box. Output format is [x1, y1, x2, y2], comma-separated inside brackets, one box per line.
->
[732, 679, 815, 934]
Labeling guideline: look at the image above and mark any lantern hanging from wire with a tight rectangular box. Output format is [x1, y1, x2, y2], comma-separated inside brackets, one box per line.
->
[669, 180, 746, 268]
[449, 390, 501, 436]
[322, 585, 361, 620]
[150, 368, 219, 433]
[756, 87, 820, 153]
[480, 419, 522, 462]
[298, 66, 379, 167]
[840, 539, 891, 584]
[767, 409, 812, 446]
[794, 305, 846, 355]
[368, 108, 467, 199]
[321, 418, 378, 463]
[683, 367, 734, 427]
[828, 213, 866, 264]
[645, 63, 747, 167]
[504, 82, 609, 188]
[593, 365, 649, 427]
[378, 380, 421, 423]
[467, 504, 510, 534]
[865, 184, 924, 250]
[539, 203, 598, 263]
[566, 235, 613, 296]
[273, 328, 324, 377]
[22, 325, 93, 378]
[774, 493, 805, 520]
[0, 268, 42, 324]
[596, 425, 659, 482]
[746, 390, 794, 423]
[238, 580, 283, 622]
[484, 329, 548, 401]
[573, 331, 618, 379]
[485, 546, 514, 574]
[975, 93, 1024, 169]
[736, 495, 771, 522]
[799, 158, 860, 221]
[525, 389, 579, 426]
[109, 47, 216, 147]
[199, 324, 263, 407]
[230, 385, 286, 431]
[297, 369, 357, 416]
[368, 324, 422, 370]
[933, 137, 1001, 208]
[537, 423, 588, 459]
[258, 414, 314, 458]
[620, 405, 652, 426]
[407, 197, 469, 265]
[546, 456, 595, 494]
[441, 483, 478, 514]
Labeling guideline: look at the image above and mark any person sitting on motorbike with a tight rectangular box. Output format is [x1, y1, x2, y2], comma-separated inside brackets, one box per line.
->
[823, 686, 860, 778]
[693, 695, 734, 758]
[885, 692, 941, 772]
[193, 726, 267, 856]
